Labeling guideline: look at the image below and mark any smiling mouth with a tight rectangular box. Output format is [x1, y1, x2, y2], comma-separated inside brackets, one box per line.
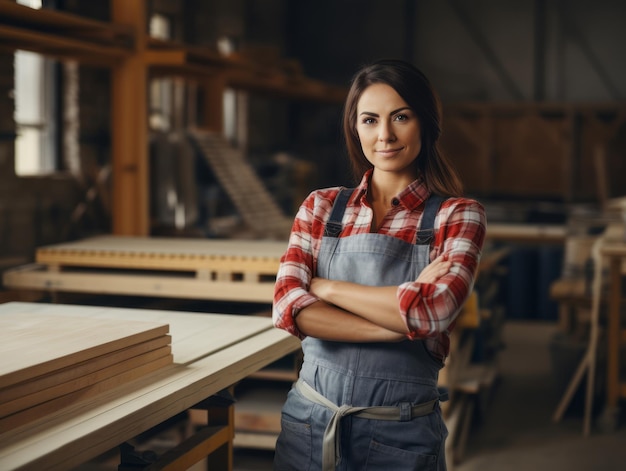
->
[377, 148, 403, 155]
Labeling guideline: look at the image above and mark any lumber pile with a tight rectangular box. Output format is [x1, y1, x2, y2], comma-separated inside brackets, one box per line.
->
[0, 306, 172, 432]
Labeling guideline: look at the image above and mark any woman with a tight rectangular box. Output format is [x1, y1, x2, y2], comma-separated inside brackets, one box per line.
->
[272, 59, 486, 470]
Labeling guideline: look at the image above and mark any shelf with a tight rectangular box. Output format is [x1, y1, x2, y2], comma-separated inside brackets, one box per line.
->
[233, 381, 290, 450]
[0, 1, 133, 45]
[145, 38, 347, 103]
[0, 1, 132, 64]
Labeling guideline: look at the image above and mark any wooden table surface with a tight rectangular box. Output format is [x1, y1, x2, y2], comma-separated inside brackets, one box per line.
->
[0, 302, 300, 471]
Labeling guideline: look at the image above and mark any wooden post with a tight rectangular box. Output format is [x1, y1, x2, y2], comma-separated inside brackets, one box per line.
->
[111, 0, 149, 235]
[606, 256, 622, 411]
[201, 75, 225, 133]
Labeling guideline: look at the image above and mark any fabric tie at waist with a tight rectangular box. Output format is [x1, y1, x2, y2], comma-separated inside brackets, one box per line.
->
[295, 378, 442, 471]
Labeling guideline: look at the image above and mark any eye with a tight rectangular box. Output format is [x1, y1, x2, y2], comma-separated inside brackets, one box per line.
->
[394, 113, 409, 122]
[361, 117, 376, 125]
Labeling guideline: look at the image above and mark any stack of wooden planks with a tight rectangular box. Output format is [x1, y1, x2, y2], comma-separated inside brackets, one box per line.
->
[0, 306, 172, 433]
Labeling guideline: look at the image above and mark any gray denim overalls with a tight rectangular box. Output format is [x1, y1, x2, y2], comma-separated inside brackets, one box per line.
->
[274, 189, 448, 471]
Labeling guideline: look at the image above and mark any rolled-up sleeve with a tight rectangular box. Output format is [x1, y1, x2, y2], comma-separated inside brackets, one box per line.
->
[272, 191, 327, 339]
[397, 199, 486, 339]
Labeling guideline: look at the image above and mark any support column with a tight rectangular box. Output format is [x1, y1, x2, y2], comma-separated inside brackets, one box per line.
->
[111, 0, 149, 235]
[201, 74, 225, 133]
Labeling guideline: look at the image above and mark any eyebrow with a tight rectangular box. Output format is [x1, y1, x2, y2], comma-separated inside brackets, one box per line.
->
[358, 106, 412, 117]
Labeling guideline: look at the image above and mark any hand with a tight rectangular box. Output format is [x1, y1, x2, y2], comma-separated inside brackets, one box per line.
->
[416, 253, 452, 284]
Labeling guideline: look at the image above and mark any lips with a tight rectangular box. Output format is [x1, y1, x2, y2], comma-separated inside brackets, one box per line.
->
[376, 148, 403, 156]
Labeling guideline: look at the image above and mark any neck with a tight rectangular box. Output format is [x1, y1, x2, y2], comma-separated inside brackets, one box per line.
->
[369, 171, 414, 205]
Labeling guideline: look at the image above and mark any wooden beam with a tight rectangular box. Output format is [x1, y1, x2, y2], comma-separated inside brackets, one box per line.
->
[3, 264, 277, 303]
[200, 75, 226, 133]
[111, 0, 149, 235]
[0, 24, 128, 65]
[0, 1, 133, 46]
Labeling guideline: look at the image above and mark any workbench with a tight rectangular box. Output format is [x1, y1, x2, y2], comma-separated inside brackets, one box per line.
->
[0, 302, 300, 471]
[1, 236, 302, 453]
[3, 235, 287, 303]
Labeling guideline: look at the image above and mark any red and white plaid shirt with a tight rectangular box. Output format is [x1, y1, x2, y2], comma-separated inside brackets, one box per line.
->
[272, 169, 487, 360]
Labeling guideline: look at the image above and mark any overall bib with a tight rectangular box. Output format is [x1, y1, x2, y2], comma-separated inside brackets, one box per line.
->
[274, 190, 448, 471]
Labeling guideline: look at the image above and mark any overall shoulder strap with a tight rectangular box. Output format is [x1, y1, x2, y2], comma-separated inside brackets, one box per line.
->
[323, 188, 354, 238]
[415, 194, 446, 245]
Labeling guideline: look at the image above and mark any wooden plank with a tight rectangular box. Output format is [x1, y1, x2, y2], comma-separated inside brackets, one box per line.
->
[550, 278, 587, 301]
[0, 335, 171, 404]
[485, 223, 566, 243]
[233, 432, 278, 450]
[0, 354, 174, 433]
[0, 24, 128, 65]
[0, 325, 300, 470]
[0, 302, 286, 365]
[234, 387, 286, 434]
[0, 311, 169, 388]
[0, 1, 133, 46]
[144, 425, 231, 471]
[3, 264, 275, 304]
[35, 236, 286, 274]
[0, 346, 172, 418]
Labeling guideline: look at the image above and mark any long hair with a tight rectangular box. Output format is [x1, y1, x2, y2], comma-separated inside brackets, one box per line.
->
[342, 59, 463, 197]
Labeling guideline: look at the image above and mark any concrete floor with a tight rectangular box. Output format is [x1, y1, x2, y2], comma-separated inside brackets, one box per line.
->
[452, 321, 626, 471]
[233, 321, 626, 471]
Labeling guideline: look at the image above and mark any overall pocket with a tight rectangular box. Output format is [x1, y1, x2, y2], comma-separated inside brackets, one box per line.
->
[273, 387, 314, 471]
[365, 439, 438, 470]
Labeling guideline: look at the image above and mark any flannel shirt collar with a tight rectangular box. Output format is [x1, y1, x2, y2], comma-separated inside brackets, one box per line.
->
[352, 169, 431, 210]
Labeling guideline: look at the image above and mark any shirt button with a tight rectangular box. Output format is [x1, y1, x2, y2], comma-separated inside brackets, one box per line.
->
[391, 198, 400, 206]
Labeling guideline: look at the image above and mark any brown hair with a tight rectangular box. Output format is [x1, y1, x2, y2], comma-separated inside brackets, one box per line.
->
[342, 59, 463, 197]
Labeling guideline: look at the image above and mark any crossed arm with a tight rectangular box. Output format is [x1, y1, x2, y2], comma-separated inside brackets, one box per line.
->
[294, 253, 452, 342]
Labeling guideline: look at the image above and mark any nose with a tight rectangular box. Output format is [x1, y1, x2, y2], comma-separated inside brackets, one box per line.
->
[378, 121, 396, 142]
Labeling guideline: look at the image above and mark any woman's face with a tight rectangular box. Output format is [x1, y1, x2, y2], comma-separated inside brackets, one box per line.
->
[355, 83, 421, 178]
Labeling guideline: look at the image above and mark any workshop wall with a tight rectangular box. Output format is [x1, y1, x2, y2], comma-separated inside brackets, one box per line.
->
[1, 0, 625, 268]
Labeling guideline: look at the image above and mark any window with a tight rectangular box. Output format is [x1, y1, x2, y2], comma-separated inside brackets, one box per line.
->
[13, 0, 59, 176]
